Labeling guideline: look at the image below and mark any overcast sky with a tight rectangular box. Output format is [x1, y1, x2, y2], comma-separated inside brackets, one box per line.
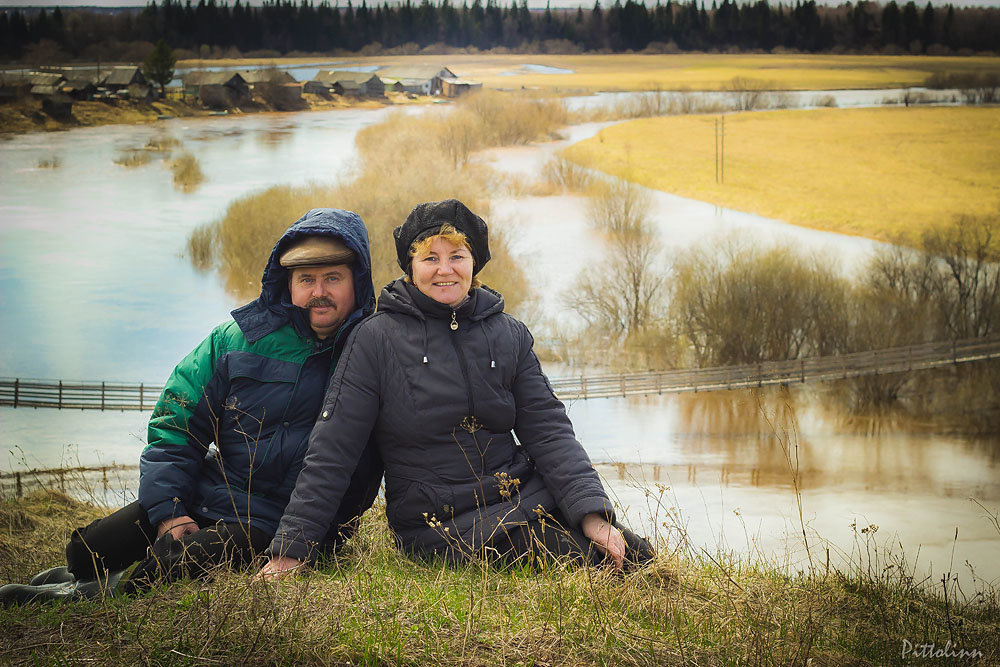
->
[2, 0, 999, 8]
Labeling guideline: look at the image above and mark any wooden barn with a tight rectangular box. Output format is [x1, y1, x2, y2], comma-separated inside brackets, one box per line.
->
[309, 70, 385, 97]
[440, 77, 482, 98]
[182, 71, 251, 109]
[377, 65, 455, 96]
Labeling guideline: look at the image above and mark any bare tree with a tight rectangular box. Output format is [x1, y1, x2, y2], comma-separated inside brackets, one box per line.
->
[567, 181, 667, 338]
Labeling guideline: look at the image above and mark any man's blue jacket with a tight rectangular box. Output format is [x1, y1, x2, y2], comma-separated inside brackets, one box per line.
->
[138, 208, 382, 542]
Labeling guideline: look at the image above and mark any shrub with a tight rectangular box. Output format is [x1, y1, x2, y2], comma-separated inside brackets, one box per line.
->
[113, 149, 152, 167]
[169, 152, 205, 193]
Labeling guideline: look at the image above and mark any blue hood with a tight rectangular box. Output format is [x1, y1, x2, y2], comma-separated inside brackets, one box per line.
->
[231, 208, 376, 343]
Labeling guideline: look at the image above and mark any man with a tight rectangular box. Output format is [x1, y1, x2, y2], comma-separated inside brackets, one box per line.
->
[1, 208, 382, 604]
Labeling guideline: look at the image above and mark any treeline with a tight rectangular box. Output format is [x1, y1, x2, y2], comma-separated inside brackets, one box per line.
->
[2, 0, 998, 63]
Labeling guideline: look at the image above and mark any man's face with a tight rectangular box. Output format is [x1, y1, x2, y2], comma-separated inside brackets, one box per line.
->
[288, 264, 356, 339]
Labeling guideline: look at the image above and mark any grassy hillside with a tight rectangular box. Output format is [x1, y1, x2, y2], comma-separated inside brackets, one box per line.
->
[1, 490, 998, 664]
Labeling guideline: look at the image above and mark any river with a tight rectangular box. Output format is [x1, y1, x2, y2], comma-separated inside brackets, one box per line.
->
[1, 93, 997, 587]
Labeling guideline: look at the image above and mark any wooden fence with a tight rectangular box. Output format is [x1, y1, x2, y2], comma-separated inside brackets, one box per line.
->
[0, 464, 139, 499]
[2, 336, 1000, 410]
[549, 335, 1000, 400]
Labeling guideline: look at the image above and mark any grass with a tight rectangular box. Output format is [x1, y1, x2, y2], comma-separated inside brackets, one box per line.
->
[1, 489, 998, 663]
[168, 152, 205, 193]
[562, 106, 1000, 245]
[113, 149, 152, 168]
[180, 53, 1000, 93]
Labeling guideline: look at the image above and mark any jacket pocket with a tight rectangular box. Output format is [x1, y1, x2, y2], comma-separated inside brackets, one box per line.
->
[385, 476, 455, 532]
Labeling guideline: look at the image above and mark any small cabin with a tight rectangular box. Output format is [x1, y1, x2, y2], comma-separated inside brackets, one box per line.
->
[440, 77, 482, 98]
[182, 71, 251, 109]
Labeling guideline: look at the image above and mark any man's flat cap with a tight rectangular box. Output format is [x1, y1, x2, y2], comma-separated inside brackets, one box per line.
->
[280, 236, 355, 268]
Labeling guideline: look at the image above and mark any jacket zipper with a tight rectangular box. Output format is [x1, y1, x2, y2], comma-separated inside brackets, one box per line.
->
[448, 309, 476, 417]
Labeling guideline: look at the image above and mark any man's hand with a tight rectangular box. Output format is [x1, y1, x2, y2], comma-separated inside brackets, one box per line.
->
[157, 515, 199, 541]
[257, 556, 305, 580]
[581, 513, 626, 570]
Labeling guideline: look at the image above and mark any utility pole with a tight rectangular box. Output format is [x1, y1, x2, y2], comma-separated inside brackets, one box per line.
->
[720, 114, 725, 185]
[714, 115, 726, 185]
[714, 117, 719, 184]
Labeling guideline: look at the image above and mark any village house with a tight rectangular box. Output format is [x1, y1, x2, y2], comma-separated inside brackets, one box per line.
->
[239, 69, 303, 109]
[440, 77, 483, 98]
[238, 69, 299, 90]
[307, 70, 385, 97]
[101, 66, 147, 93]
[182, 71, 251, 109]
[25, 72, 68, 99]
[377, 65, 456, 96]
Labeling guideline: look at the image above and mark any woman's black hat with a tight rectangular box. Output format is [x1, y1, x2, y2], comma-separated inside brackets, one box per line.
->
[393, 199, 491, 275]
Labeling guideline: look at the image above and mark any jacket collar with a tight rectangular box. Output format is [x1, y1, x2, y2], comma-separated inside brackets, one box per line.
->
[231, 208, 376, 344]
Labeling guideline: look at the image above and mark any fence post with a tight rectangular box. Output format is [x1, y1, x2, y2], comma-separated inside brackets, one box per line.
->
[58, 381, 63, 409]
[16, 472, 22, 498]
[140, 383, 144, 410]
[59, 470, 65, 492]
[801, 358, 805, 383]
[13, 379, 18, 408]
[101, 381, 106, 411]
[581, 376, 587, 399]
[103, 467, 108, 493]
[621, 374, 626, 397]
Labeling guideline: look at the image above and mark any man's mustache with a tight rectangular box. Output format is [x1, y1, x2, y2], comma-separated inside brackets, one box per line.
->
[305, 297, 336, 308]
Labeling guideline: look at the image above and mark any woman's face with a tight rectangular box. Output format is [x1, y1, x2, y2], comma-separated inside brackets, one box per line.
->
[411, 236, 474, 308]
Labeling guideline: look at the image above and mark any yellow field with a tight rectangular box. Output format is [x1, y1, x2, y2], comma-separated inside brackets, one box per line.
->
[561, 107, 1000, 242]
[185, 53, 1000, 92]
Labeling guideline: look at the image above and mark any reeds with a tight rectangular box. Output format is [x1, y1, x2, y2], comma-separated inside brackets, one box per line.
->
[113, 149, 152, 168]
[168, 152, 205, 193]
[144, 136, 181, 152]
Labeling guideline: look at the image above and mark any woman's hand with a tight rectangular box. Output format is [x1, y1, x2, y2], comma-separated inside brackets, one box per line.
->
[157, 515, 199, 541]
[257, 556, 305, 580]
[581, 513, 626, 570]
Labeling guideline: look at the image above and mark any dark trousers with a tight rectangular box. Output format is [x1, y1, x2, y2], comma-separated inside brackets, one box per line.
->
[66, 501, 271, 593]
[486, 513, 655, 569]
[418, 511, 655, 569]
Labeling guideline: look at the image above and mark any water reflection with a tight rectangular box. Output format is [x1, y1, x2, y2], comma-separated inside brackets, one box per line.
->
[0, 107, 389, 380]
[574, 386, 1000, 583]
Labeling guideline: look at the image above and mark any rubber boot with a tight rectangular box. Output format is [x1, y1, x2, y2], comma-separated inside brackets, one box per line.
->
[29, 566, 75, 586]
[0, 566, 131, 606]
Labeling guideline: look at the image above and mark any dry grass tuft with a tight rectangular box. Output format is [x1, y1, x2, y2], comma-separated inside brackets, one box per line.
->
[0, 490, 105, 585]
[168, 152, 205, 193]
[35, 156, 60, 169]
[144, 136, 181, 152]
[113, 149, 152, 168]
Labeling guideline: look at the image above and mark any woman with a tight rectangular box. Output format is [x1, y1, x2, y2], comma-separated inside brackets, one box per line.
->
[261, 199, 652, 576]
